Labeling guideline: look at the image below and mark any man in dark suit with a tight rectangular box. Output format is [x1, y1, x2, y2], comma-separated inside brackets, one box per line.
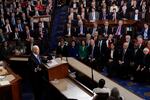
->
[130, 9, 142, 21]
[28, 45, 48, 100]
[113, 20, 126, 38]
[100, 8, 109, 20]
[16, 19, 24, 33]
[88, 38, 100, 70]
[11, 27, 21, 41]
[89, 8, 99, 21]
[97, 35, 107, 71]
[110, 8, 120, 20]
[140, 23, 150, 40]
[125, 35, 134, 50]
[89, 23, 100, 36]
[131, 41, 144, 80]
[106, 43, 119, 77]
[119, 4, 130, 20]
[117, 42, 133, 79]
[100, 21, 112, 37]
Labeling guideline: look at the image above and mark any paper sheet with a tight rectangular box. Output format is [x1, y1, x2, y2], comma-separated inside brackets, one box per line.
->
[47, 60, 58, 68]
[0, 80, 10, 86]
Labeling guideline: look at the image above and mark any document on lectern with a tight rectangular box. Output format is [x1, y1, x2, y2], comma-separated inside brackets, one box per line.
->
[47, 59, 58, 68]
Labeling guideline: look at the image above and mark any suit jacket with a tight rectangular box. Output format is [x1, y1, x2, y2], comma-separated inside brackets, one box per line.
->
[64, 27, 75, 36]
[16, 23, 25, 32]
[98, 39, 108, 55]
[11, 32, 21, 40]
[128, 42, 134, 50]
[88, 27, 101, 35]
[56, 45, 68, 57]
[89, 11, 99, 20]
[68, 46, 79, 58]
[88, 45, 99, 60]
[133, 48, 144, 65]
[28, 53, 42, 72]
[99, 12, 110, 20]
[118, 48, 133, 64]
[140, 28, 150, 39]
[28, 53, 47, 82]
[100, 26, 112, 36]
[141, 54, 150, 69]
[119, 12, 130, 19]
[109, 12, 120, 20]
[106, 48, 119, 63]
[113, 26, 126, 36]
[130, 13, 142, 21]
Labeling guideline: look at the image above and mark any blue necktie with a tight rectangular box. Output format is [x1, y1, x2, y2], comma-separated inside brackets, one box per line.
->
[37, 56, 41, 64]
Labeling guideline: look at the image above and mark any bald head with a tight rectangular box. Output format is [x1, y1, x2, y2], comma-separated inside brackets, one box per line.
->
[143, 48, 149, 55]
[32, 45, 40, 55]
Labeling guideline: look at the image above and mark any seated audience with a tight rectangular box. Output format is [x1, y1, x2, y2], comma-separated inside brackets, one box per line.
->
[78, 40, 88, 63]
[140, 23, 150, 40]
[93, 79, 110, 95]
[108, 87, 124, 100]
[106, 43, 119, 77]
[56, 38, 68, 57]
[68, 40, 79, 58]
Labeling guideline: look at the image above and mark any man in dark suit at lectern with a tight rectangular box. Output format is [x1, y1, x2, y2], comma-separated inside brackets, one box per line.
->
[28, 45, 47, 100]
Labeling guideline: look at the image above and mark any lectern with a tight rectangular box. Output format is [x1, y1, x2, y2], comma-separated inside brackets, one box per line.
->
[0, 62, 21, 100]
[45, 58, 69, 81]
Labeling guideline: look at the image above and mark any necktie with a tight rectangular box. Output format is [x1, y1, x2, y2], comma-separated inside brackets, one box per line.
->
[80, 25, 83, 34]
[103, 13, 106, 20]
[18, 24, 23, 32]
[91, 47, 94, 58]
[92, 28, 96, 36]
[135, 14, 138, 20]
[92, 12, 95, 20]
[99, 40, 102, 53]
[122, 49, 126, 61]
[105, 27, 108, 35]
[68, 28, 71, 36]
[37, 56, 41, 64]
[144, 29, 148, 39]
[12, 17, 16, 25]
[108, 40, 111, 48]
[115, 26, 121, 36]
[113, 13, 116, 20]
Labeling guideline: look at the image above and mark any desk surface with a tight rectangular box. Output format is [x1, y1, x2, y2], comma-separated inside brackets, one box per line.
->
[0, 62, 21, 86]
[67, 57, 143, 100]
[51, 78, 93, 100]
[0, 62, 21, 100]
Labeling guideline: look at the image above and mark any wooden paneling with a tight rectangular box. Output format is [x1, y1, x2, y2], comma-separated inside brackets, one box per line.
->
[47, 63, 69, 80]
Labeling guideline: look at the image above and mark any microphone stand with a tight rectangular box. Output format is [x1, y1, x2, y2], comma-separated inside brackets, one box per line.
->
[90, 56, 94, 81]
